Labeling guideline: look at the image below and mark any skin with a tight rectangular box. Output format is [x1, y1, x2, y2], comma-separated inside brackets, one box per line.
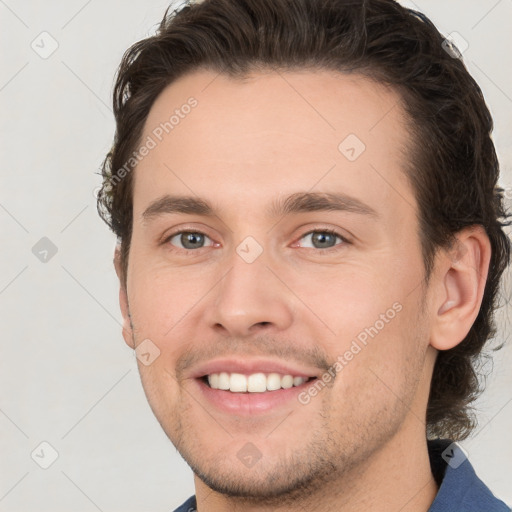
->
[114, 69, 491, 511]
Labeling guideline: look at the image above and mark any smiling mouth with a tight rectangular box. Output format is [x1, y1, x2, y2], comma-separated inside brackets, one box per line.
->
[200, 372, 317, 393]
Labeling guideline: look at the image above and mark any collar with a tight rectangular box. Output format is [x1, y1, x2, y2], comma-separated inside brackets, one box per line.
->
[427, 438, 510, 511]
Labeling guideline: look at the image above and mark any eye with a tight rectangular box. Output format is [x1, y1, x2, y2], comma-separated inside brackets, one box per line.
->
[297, 229, 347, 251]
[163, 228, 349, 253]
[165, 231, 214, 251]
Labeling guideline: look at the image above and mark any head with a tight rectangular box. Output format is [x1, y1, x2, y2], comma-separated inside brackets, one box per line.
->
[97, 0, 511, 502]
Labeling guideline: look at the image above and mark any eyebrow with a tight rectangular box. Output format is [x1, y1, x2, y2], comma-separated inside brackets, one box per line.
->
[141, 191, 379, 223]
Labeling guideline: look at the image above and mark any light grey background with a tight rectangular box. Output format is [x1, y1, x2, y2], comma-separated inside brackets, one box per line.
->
[0, 0, 511, 510]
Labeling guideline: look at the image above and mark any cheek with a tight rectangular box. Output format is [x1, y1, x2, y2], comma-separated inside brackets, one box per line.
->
[323, 301, 427, 439]
[303, 261, 425, 389]
[126, 261, 220, 395]
[127, 260, 204, 338]
[294, 264, 404, 346]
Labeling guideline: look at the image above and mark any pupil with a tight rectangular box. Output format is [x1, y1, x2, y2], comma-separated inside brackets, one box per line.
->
[313, 232, 335, 248]
[182, 233, 203, 249]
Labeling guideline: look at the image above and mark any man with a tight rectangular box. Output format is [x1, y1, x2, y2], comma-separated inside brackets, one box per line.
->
[96, 0, 511, 510]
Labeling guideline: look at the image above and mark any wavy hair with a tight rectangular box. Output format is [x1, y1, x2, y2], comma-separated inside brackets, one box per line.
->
[97, 0, 511, 440]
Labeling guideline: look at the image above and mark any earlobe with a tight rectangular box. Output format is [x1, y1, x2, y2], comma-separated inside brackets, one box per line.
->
[430, 226, 491, 351]
[114, 246, 135, 350]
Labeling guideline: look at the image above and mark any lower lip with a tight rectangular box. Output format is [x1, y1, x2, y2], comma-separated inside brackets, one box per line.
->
[194, 377, 317, 415]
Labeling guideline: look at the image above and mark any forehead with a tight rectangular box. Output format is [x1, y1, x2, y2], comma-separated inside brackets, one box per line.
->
[133, 68, 416, 225]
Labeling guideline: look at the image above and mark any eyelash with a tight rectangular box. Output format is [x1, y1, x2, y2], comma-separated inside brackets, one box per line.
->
[162, 228, 349, 254]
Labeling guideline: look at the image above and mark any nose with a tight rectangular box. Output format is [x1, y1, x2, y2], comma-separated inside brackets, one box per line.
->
[206, 249, 295, 338]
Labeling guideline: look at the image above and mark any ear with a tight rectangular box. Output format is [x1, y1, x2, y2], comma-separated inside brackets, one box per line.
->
[430, 225, 491, 351]
[114, 244, 135, 349]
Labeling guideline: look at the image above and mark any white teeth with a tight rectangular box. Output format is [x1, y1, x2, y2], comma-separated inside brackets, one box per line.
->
[218, 372, 230, 390]
[206, 372, 310, 392]
[267, 373, 282, 391]
[229, 373, 247, 392]
[247, 373, 267, 393]
[281, 375, 294, 389]
[293, 376, 305, 386]
[209, 373, 219, 389]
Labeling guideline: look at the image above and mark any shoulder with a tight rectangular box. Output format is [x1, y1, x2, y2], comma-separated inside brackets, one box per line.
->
[428, 439, 510, 512]
[171, 495, 197, 512]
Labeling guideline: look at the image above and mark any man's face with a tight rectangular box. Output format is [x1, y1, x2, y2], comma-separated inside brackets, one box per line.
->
[119, 69, 437, 499]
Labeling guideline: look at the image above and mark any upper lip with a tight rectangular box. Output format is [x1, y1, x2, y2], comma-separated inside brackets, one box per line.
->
[188, 358, 321, 379]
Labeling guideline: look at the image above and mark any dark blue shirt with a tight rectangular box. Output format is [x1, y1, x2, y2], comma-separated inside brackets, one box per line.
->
[172, 439, 510, 511]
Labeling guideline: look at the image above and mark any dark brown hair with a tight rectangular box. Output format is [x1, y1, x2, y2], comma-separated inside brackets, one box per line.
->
[97, 0, 511, 440]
